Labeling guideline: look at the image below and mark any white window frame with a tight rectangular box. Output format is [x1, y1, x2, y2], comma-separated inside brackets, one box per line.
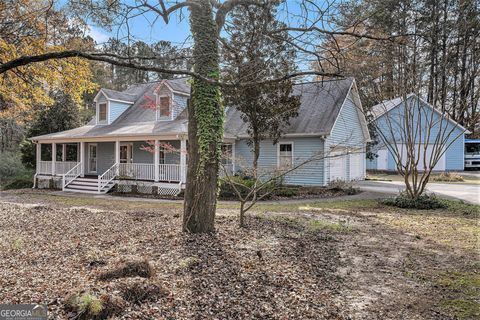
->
[221, 143, 233, 165]
[156, 94, 172, 120]
[97, 101, 109, 124]
[277, 141, 294, 168]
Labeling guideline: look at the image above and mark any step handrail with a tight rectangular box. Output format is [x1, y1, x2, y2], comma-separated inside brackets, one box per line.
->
[63, 162, 82, 190]
[98, 162, 118, 193]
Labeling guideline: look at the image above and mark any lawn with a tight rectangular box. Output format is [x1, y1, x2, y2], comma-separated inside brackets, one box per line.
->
[0, 189, 478, 319]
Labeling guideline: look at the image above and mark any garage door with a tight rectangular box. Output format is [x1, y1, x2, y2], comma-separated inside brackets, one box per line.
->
[330, 152, 347, 181]
[349, 151, 365, 180]
[398, 144, 446, 171]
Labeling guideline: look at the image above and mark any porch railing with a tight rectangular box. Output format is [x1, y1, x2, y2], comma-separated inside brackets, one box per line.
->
[118, 163, 181, 182]
[159, 164, 181, 182]
[63, 162, 81, 190]
[37, 161, 80, 175]
[38, 161, 52, 175]
[56, 161, 79, 175]
[98, 163, 118, 193]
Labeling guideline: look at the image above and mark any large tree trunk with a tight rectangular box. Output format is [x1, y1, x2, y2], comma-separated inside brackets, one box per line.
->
[183, 0, 223, 233]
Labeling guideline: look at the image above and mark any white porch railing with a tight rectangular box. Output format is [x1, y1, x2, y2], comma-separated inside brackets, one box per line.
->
[56, 161, 79, 175]
[37, 161, 80, 175]
[118, 163, 181, 182]
[63, 162, 81, 190]
[38, 161, 52, 175]
[98, 163, 118, 193]
[119, 163, 156, 181]
[159, 164, 181, 182]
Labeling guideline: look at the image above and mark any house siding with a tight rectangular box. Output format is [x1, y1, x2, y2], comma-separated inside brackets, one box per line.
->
[373, 96, 465, 171]
[325, 91, 367, 183]
[109, 101, 131, 124]
[235, 137, 325, 186]
[172, 94, 188, 119]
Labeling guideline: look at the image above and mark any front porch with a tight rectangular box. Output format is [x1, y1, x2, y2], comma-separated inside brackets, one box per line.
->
[34, 138, 235, 194]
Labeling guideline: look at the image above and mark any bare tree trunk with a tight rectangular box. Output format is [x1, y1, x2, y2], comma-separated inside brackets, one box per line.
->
[183, 0, 223, 233]
[239, 201, 246, 228]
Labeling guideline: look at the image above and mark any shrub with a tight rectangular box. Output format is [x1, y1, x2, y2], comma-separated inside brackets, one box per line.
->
[219, 176, 277, 199]
[327, 179, 360, 195]
[432, 172, 464, 182]
[0, 152, 33, 189]
[3, 176, 33, 190]
[382, 192, 447, 210]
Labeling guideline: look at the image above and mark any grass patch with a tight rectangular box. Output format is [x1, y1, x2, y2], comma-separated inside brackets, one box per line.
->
[308, 219, 352, 232]
[437, 271, 480, 319]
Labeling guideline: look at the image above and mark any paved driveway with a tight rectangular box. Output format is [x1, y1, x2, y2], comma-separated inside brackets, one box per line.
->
[356, 180, 480, 205]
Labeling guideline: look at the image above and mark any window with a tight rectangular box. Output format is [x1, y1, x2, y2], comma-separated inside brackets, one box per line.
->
[221, 144, 233, 165]
[278, 143, 293, 168]
[98, 103, 107, 122]
[159, 146, 165, 164]
[158, 96, 171, 118]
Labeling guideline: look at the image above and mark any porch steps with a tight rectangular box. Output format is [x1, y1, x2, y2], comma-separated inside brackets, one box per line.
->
[64, 177, 115, 194]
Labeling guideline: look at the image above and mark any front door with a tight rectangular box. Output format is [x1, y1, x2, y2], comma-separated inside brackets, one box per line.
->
[88, 144, 97, 173]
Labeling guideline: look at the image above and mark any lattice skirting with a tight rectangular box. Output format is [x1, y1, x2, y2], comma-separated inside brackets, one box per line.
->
[116, 181, 181, 196]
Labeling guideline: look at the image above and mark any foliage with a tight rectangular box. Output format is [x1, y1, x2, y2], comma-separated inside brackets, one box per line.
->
[0, 151, 33, 188]
[0, 0, 96, 121]
[222, 2, 300, 172]
[382, 192, 448, 210]
[20, 92, 82, 169]
[327, 180, 360, 195]
[432, 172, 465, 182]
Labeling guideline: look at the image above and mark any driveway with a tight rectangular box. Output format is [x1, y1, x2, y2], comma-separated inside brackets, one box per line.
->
[357, 180, 480, 204]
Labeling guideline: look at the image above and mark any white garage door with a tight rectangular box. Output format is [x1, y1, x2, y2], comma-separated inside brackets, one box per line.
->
[330, 152, 347, 181]
[398, 144, 446, 171]
[349, 151, 365, 180]
[377, 149, 388, 170]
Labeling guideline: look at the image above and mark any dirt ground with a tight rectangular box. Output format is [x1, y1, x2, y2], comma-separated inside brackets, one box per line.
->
[0, 189, 478, 319]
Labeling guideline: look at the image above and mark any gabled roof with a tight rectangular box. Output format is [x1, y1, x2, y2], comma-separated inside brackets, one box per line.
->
[31, 77, 366, 142]
[99, 88, 137, 103]
[371, 93, 471, 133]
[225, 78, 355, 137]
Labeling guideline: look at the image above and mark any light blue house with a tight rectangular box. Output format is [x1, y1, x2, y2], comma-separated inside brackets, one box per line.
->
[367, 94, 469, 172]
[30, 78, 370, 195]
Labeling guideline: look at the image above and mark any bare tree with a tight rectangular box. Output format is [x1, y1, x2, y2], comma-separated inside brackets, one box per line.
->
[371, 93, 467, 199]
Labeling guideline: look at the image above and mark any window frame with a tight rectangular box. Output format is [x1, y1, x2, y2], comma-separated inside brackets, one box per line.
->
[157, 95, 172, 120]
[277, 141, 294, 168]
[98, 102, 108, 123]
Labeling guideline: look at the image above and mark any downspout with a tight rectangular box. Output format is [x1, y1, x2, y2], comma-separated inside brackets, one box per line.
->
[32, 141, 38, 189]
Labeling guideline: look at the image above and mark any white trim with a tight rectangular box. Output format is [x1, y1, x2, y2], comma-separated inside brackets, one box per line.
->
[277, 141, 294, 168]
[97, 101, 108, 125]
[87, 143, 98, 173]
[107, 98, 135, 104]
[350, 80, 372, 141]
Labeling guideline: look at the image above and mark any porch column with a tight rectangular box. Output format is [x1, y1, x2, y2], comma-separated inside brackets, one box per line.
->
[180, 139, 187, 183]
[115, 140, 120, 175]
[154, 140, 159, 182]
[51, 143, 56, 176]
[80, 142, 85, 177]
[36, 143, 41, 174]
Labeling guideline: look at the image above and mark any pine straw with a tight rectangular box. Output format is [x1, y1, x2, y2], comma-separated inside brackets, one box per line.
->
[0, 203, 346, 319]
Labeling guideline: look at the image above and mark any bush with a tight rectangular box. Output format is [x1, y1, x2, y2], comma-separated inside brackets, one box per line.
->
[432, 172, 464, 182]
[327, 179, 360, 195]
[219, 176, 277, 199]
[0, 152, 33, 189]
[382, 192, 447, 210]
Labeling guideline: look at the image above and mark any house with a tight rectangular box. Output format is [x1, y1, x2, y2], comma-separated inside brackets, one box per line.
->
[30, 77, 370, 195]
[366, 94, 469, 172]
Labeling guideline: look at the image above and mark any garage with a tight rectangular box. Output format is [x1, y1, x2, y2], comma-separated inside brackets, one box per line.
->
[329, 151, 347, 181]
[349, 150, 365, 180]
[398, 144, 446, 171]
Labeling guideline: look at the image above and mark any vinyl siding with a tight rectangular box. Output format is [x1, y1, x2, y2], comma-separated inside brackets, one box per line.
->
[172, 94, 188, 119]
[373, 96, 465, 171]
[131, 141, 180, 164]
[109, 101, 131, 124]
[234, 137, 325, 186]
[325, 91, 367, 182]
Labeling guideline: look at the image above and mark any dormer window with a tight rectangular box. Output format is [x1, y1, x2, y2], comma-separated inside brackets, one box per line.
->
[98, 103, 107, 122]
[157, 95, 171, 120]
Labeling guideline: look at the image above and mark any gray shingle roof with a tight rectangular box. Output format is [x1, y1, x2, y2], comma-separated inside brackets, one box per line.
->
[225, 78, 353, 136]
[101, 88, 137, 102]
[31, 78, 355, 141]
